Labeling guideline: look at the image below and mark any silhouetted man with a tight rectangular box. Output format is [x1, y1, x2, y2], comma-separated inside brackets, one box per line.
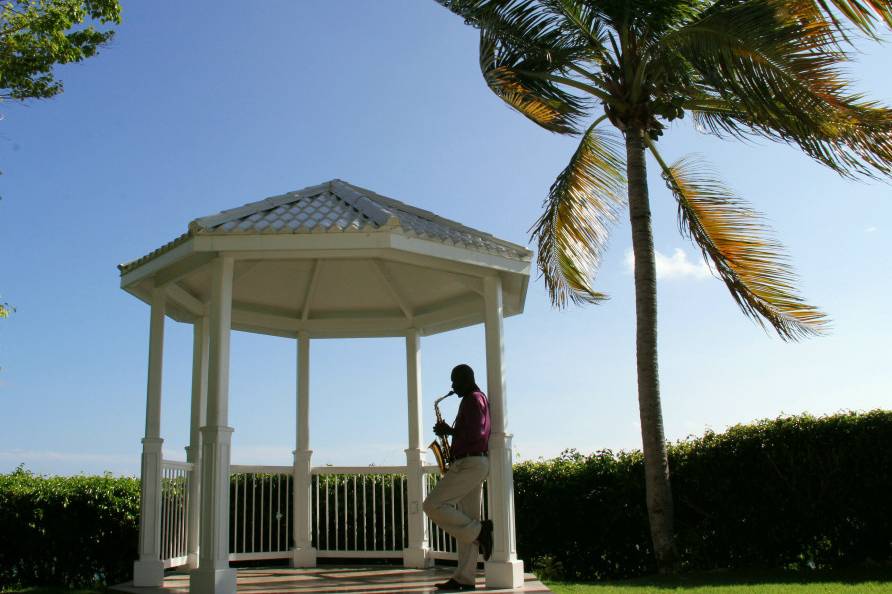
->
[423, 364, 493, 592]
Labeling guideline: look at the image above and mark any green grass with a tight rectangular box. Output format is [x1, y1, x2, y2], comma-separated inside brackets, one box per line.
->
[545, 568, 892, 593]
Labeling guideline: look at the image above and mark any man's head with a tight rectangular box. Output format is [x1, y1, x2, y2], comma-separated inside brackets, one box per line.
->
[450, 364, 478, 396]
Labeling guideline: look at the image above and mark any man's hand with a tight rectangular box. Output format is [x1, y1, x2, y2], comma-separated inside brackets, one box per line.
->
[433, 420, 453, 437]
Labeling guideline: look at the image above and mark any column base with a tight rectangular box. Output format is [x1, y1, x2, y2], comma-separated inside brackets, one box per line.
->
[485, 559, 525, 589]
[186, 552, 199, 570]
[290, 547, 317, 568]
[132, 559, 164, 587]
[402, 547, 433, 569]
[189, 567, 237, 594]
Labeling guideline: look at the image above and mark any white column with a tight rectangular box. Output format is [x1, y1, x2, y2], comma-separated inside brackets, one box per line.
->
[186, 316, 209, 569]
[190, 257, 237, 594]
[483, 275, 525, 590]
[291, 331, 316, 567]
[403, 329, 432, 568]
[133, 286, 166, 587]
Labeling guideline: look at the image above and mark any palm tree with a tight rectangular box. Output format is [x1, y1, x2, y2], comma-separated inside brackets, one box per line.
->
[436, 0, 892, 571]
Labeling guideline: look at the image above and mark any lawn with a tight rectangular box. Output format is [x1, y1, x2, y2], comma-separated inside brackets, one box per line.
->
[546, 568, 892, 593]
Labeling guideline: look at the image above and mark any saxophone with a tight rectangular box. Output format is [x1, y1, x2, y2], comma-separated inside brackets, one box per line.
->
[428, 391, 455, 476]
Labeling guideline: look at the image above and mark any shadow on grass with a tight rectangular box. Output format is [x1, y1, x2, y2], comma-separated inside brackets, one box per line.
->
[546, 567, 892, 589]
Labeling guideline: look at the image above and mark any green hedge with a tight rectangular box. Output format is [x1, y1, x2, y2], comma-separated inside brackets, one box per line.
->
[516, 410, 892, 580]
[1, 411, 889, 588]
[0, 468, 140, 589]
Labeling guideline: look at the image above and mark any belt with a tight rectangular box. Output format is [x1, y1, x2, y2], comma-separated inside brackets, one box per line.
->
[453, 451, 488, 460]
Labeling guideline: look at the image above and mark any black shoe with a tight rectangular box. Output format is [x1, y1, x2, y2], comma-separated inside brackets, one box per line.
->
[435, 578, 476, 591]
[477, 519, 493, 561]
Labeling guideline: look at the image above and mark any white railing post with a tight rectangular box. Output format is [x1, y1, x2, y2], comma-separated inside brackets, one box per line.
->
[483, 275, 525, 590]
[190, 257, 237, 594]
[403, 329, 432, 568]
[291, 331, 316, 567]
[186, 316, 209, 569]
[134, 286, 166, 587]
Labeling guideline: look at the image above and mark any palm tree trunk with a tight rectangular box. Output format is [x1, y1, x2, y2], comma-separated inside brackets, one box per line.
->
[625, 126, 676, 572]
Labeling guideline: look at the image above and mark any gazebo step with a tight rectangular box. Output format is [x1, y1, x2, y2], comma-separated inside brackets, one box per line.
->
[110, 565, 551, 593]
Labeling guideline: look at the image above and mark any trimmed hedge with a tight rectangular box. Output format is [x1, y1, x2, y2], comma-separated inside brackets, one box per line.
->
[673, 410, 892, 571]
[1, 411, 889, 588]
[516, 410, 892, 580]
[0, 468, 140, 589]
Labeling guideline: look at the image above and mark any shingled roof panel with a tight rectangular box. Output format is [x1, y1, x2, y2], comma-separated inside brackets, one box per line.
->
[119, 179, 531, 274]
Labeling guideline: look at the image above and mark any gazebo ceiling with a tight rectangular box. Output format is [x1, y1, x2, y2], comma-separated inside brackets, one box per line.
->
[120, 180, 532, 338]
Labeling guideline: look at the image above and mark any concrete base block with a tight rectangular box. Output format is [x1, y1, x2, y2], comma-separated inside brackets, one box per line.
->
[402, 547, 433, 568]
[290, 547, 317, 568]
[186, 552, 199, 570]
[132, 559, 164, 587]
[189, 567, 237, 594]
[485, 559, 525, 589]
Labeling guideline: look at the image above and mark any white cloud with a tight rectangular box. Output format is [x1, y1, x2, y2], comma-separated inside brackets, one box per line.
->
[865, 226, 877, 233]
[624, 248, 712, 281]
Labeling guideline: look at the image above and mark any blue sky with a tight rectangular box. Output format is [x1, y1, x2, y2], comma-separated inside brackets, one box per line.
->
[1, 1, 890, 476]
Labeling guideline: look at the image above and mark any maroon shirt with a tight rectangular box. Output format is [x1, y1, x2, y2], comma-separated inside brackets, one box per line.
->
[451, 390, 491, 457]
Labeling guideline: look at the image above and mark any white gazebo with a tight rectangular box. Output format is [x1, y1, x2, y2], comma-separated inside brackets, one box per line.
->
[119, 179, 531, 593]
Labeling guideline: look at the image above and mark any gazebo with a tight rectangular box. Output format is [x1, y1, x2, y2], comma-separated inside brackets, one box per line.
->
[119, 180, 531, 593]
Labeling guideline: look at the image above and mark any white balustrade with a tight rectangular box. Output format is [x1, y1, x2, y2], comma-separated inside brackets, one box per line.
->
[158, 462, 486, 567]
[229, 465, 293, 561]
[311, 466, 409, 558]
[160, 460, 193, 568]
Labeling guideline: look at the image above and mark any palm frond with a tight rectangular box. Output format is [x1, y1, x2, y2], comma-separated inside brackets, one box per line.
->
[688, 90, 892, 180]
[530, 119, 627, 307]
[480, 30, 590, 133]
[668, 0, 842, 111]
[651, 150, 828, 340]
[438, 0, 585, 59]
[804, 0, 892, 37]
[668, 0, 892, 179]
[542, 0, 614, 61]
[438, 1, 598, 133]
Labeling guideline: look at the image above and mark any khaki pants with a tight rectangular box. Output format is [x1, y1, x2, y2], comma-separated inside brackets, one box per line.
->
[422, 455, 490, 585]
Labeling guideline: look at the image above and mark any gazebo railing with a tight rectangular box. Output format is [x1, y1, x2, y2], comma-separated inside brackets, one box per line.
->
[159, 460, 192, 568]
[312, 466, 410, 558]
[157, 462, 488, 568]
[230, 465, 294, 561]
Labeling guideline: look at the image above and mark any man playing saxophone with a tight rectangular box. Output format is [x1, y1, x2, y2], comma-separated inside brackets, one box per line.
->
[423, 364, 493, 592]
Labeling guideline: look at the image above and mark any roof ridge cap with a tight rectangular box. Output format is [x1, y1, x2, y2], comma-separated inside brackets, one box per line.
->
[192, 190, 309, 230]
[329, 179, 394, 227]
[339, 181, 530, 253]
[193, 180, 339, 231]
[342, 181, 493, 233]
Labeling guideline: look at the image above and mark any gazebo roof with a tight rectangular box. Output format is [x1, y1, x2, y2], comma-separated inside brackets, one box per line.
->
[120, 180, 530, 274]
[120, 180, 531, 338]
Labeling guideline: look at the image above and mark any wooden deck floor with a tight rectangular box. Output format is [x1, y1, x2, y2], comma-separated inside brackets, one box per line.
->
[111, 566, 551, 594]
